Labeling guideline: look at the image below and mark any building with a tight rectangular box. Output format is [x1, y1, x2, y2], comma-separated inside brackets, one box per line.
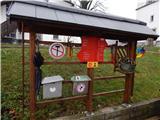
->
[136, 0, 160, 45]
[1, 0, 81, 43]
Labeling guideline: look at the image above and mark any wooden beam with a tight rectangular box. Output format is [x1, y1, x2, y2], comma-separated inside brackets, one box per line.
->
[131, 41, 137, 96]
[93, 89, 124, 97]
[43, 61, 113, 65]
[29, 32, 36, 120]
[86, 68, 94, 113]
[18, 19, 150, 40]
[123, 41, 136, 103]
[123, 74, 132, 103]
[94, 75, 126, 81]
[36, 95, 87, 106]
[21, 21, 25, 118]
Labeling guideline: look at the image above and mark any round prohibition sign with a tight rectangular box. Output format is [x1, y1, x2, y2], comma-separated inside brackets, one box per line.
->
[49, 43, 66, 59]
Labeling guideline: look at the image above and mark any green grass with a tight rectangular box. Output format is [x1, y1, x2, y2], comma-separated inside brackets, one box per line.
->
[1, 44, 160, 119]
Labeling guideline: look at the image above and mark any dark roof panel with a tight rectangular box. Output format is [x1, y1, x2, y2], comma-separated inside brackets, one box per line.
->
[56, 10, 76, 23]
[36, 6, 57, 21]
[5, 0, 159, 40]
[7, 0, 147, 25]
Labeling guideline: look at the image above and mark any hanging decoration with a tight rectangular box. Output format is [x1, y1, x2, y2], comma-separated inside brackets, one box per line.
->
[136, 47, 145, 58]
[33, 39, 44, 95]
[118, 57, 136, 73]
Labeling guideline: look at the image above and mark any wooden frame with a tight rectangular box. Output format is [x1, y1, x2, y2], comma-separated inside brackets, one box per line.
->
[19, 20, 137, 120]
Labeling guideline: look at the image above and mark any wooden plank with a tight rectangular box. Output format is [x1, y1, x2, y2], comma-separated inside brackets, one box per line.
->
[94, 75, 126, 81]
[36, 89, 124, 107]
[43, 61, 113, 65]
[93, 89, 124, 97]
[36, 95, 87, 106]
[29, 32, 36, 120]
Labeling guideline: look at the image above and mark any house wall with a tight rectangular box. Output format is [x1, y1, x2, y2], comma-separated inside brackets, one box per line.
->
[136, 1, 160, 41]
[0, 4, 7, 24]
[41, 34, 81, 43]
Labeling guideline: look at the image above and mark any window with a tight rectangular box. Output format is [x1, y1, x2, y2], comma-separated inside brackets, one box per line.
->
[10, 33, 16, 38]
[6, 4, 10, 12]
[150, 15, 154, 22]
[53, 35, 59, 40]
[152, 28, 156, 32]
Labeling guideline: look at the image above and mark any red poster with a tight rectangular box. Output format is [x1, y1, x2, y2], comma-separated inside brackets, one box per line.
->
[77, 36, 108, 62]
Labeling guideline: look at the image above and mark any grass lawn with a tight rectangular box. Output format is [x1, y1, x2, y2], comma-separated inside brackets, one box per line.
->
[1, 44, 160, 119]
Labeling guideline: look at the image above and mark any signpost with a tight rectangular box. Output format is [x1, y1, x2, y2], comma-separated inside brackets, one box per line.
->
[49, 43, 65, 59]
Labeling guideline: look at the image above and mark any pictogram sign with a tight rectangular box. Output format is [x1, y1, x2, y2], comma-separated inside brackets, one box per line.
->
[49, 43, 65, 59]
[76, 83, 86, 93]
[87, 62, 98, 68]
[49, 87, 56, 93]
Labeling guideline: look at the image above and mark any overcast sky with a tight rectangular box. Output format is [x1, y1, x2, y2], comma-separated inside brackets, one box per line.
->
[104, 0, 138, 19]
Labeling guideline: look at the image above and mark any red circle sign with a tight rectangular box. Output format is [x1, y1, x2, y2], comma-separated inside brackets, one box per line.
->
[49, 43, 65, 59]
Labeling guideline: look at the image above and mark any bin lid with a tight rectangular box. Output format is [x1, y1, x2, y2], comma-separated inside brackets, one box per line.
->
[71, 75, 91, 82]
[41, 75, 64, 84]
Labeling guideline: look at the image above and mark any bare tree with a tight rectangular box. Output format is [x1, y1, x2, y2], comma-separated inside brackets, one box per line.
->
[63, 0, 108, 52]
[64, 0, 107, 14]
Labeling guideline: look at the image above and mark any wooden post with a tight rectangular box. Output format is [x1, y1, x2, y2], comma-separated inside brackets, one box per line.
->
[131, 41, 137, 96]
[123, 73, 132, 103]
[21, 21, 25, 117]
[29, 32, 36, 120]
[86, 68, 94, 113]
[123, 40, 137, 103]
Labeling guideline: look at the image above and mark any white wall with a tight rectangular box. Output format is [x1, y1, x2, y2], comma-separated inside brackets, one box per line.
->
[42, 34, 81, 43]
[136, 1, 160, 40]
[1, 0, 79, 42]
[0, 4, 7, 24]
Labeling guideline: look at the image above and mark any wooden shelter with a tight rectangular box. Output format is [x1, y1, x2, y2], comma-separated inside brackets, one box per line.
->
[3, 1, 158, 119]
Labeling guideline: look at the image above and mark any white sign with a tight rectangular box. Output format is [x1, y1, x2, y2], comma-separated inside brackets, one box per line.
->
[76, 83, 86, 93]
[49, 43, 65, 59]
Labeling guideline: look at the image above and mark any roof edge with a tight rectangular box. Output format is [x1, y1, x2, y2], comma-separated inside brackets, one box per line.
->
[8, 0, 147, 26]
[136, 0, 159, 10]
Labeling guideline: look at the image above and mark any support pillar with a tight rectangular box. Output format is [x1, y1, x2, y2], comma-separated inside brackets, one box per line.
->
[86, 68, 94, 113]
[29, 32, 36, 120]
[131, 41, 137, 96]
[123, 40, 137, 103]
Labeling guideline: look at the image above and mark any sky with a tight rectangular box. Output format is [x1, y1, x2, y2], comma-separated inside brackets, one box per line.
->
[104, 0, 138, 19]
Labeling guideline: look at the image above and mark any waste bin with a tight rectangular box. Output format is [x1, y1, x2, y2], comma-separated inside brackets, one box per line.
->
[71, 75, 91, 95]
[41, 75, 64, 99]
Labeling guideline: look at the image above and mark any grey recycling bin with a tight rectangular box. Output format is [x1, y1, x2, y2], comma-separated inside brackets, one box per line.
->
[41, 75, 64, 99]
[71, 75, 91, 95]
